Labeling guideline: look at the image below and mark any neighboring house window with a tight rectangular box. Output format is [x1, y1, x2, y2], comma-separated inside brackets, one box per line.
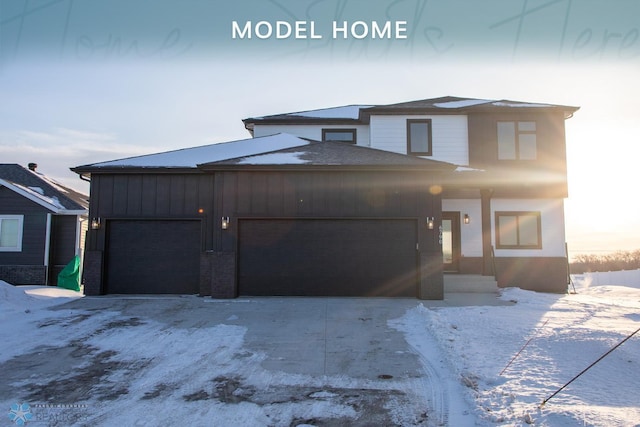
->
[0, 215, 23, 252]
[497, 121, 537, 160]
[322, 129, 357, 144]
[495, 211, 542, 249]
[406, 119, 432, 156]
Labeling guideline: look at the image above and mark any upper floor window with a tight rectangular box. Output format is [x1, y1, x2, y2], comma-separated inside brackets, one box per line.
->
[407, 119, 432, 156]
[497, 121, 537, 160]
[495, 211, 542, 249]
[0, 215, 23, 252]
[322, 129, 357, 144]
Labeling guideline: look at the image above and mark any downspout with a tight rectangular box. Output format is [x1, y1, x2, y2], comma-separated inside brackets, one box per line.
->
[44, 213, 52, 285]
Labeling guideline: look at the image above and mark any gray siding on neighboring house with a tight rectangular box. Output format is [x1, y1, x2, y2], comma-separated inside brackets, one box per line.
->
[49, 215, 79, 283]
[0, 187, 49, 284]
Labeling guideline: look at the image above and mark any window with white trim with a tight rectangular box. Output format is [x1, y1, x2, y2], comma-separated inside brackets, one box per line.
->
[497, 121, 537, 160]
[495, 211, 542, 249]
[0, 215, 24, 252]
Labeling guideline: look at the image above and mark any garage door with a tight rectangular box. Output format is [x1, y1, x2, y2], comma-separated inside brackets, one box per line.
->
[106, 220, 201, 294]
[238, 219, 417, 297]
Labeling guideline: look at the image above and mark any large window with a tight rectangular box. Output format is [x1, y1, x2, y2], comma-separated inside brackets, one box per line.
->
[322, 129, 357, 144]
[495, 211, 542, 249]
[0, 215, 23, 252]
[497, 121, 537, 160]
[406, 119, 432, 156]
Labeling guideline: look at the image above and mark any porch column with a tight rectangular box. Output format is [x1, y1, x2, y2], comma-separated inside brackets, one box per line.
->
[480, 189, 493, 276]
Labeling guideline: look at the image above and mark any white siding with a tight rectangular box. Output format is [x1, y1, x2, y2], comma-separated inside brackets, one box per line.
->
[369, 115, 469, 165]
[492, 199, 566, 257]
[442, 199, 482, 257]
[252, 125, 370, 146]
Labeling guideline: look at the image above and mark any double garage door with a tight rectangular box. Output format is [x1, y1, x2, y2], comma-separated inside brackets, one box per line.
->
[105, 219, 418, 296]
[238, 219, 418, 297]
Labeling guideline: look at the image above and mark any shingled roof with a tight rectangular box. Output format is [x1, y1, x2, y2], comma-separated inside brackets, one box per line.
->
[0, 164, 88, 213]
[243, 96, 580, 131]
[199, 139, 455, 171]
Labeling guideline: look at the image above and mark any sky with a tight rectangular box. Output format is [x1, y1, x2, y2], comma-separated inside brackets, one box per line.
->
[1, 0, 639, 257]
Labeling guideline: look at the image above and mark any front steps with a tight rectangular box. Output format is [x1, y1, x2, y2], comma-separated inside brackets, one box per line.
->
[444, 274, 499, 293]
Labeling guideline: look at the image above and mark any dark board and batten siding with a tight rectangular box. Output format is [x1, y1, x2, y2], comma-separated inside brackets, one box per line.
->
[83, 173, 215, 295]
[85, 173, 215, 252]
[84, 170, 444, 299]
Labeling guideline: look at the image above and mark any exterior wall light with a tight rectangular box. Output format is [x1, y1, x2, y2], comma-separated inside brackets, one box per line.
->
[464, 214, 470, 224]
[221, 216, 230, 230]
[90, 217, 101, 230]
[426, 217, 435, 230]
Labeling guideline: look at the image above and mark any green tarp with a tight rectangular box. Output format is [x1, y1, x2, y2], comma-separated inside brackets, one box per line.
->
[57, 255, 81, 292]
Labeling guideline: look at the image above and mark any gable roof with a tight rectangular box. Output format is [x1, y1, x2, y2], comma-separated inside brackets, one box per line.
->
[0, 164, 88, 214]
[243, 96, 580, 131]
[72, 133, 313, 173]
[200, 139, 455, 172]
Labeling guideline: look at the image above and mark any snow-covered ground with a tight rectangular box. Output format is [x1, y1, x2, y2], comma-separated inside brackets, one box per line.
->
[1, 278, 639, 426]
[395, 278, 640, 426]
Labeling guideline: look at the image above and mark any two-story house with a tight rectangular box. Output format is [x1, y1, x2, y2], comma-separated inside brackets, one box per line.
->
[73, 96, 578, 299]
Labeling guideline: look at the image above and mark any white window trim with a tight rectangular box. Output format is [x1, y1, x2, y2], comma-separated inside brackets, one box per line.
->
[0, 215, 24, 252]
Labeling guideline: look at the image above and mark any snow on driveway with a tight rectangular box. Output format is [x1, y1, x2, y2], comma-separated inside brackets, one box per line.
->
[1, 279, 640, 426]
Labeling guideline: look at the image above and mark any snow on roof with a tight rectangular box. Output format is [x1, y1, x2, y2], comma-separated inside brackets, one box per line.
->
[0, 164, 88, 211]
[433, 99, 491, 108]
[454, 166, 485, 172]
[291, 105, 372, 119]
[491, 101, 553, 108]
[237, 152, 309, 165]
[253, 105, 372, 121]
[0, 178, 82, 213]
[81, 134, 311, 169]
[27, 168, 69, 194]
[13, 182, 66, 209]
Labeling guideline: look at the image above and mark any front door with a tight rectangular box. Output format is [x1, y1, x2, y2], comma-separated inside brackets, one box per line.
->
[442, 212, 461, 272]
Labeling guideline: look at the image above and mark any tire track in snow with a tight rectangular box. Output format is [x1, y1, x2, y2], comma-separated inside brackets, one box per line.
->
[389, 306, 475, 427]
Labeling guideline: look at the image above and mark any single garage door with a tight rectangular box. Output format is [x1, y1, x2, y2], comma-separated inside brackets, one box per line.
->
[238, 219, 418, 297]
[106, 220, 201, 294]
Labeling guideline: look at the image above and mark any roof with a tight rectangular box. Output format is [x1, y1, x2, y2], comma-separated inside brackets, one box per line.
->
[74, 133, 455, 174]
[200, 140, 456, 171]
[243, 96, 580, 130]
[0, 164, 88, 214]
[72, 134, 313, 173]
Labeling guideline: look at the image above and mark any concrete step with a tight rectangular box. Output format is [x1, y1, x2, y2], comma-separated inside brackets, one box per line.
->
[444, 274, 499, 293]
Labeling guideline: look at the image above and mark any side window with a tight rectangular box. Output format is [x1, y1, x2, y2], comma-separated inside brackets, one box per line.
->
[407, 119, 432, 156]
[322, 129, 357, 144]
[495, 211, 542, 249]
[497, 121, 537, 160]
[0, 215, 24, 252]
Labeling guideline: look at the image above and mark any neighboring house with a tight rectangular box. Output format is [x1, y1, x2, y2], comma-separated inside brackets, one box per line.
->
[0, 163, 89, 285]
[73, 96, 578, 299]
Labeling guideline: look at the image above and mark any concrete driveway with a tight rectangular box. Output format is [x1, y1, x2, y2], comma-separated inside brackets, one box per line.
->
[0, 296, 493, 426]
